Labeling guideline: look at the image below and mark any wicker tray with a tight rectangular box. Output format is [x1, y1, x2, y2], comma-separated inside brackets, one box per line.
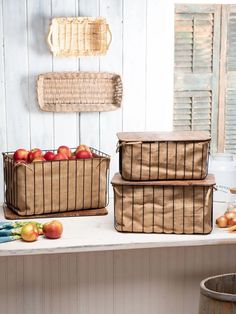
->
[47, 17, 112, 57]
[37, 72, 123, 112]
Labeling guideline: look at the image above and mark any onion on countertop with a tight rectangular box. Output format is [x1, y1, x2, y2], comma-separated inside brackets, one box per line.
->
[224, 211, 236, 221]
[216, 215, 228, 228]
[227, 217, 236, 227]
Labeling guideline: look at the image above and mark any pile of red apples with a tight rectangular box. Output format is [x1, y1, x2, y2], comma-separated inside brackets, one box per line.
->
[13, 145, 93, 163]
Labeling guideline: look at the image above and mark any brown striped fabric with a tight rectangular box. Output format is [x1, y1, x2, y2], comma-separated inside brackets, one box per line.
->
[117, 132, 210, 181]
[112, 173, 215, 234]
[3, 152, 110, 217]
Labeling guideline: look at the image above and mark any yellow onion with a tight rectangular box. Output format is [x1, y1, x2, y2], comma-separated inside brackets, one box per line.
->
[225, 211, 236, 221]
[216, 215, 228, 228]
[227, 217, 236, 227]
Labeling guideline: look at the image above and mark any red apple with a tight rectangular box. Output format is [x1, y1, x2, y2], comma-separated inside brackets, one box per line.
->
[57, 146, 72, 158]
[32, 156, 46, 162]
[13, 149, 29, 161]
[28, 148, 43, 162]
[75, 144, 91, 155]
[44, 151, 55, 161]
[21, 223, 39, 242]
[76, 150, 92, 159]
[53, 153, 68, 160]
[43, 220, 63, 239]
[69, 155, 77, 160]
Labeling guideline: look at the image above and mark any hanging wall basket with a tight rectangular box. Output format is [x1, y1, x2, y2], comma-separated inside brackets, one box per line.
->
[47, 17, 112, 57]
[36, 72, 123, 112]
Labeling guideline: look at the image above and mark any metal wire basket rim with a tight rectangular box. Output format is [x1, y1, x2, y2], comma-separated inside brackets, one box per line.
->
[2, 147, 111, 164]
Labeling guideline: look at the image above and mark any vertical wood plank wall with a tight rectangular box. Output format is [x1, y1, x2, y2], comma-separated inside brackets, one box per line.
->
[0, 246, 236, 314]
[0, 1, 232, 314]
[0, 0, 174, 203]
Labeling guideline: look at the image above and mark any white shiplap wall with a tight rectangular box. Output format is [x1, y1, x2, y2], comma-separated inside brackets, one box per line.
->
[1, 1, 235, 314]
[0, 0, 175, 203]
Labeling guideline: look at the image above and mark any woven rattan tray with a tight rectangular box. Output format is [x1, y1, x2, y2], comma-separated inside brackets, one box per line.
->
[47, 17, 112, 57]
[37, 72, 123, 112]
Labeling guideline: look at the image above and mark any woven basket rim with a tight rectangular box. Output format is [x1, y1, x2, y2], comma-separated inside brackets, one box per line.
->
[38, 71, 122, 77]
[51, 16, 107, 22]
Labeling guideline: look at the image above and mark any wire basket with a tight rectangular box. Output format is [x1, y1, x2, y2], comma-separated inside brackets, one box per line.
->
[47, 17, 112, 57]
[37, 72, 123, 112]
[112, 173, 215, 234]
[117, 131, 210, 181]
[3, 148, 110, 217]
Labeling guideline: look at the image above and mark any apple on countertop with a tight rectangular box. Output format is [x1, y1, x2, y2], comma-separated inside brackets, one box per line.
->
[43, 220, 63, 239]
[20, 220, 63, 242]
[21, 223, 39, 242]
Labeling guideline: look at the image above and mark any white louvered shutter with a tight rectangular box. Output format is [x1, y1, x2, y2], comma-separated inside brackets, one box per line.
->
[174, 5, 221, 153]
[222, 5, 236, 153]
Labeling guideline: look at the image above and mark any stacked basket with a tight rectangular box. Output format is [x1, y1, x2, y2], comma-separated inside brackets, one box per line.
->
[112, 131, 216, 234]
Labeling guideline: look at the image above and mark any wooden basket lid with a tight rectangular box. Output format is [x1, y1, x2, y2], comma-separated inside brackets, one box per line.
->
[117, 131, 211, 142]
[111, 173, 215, 187]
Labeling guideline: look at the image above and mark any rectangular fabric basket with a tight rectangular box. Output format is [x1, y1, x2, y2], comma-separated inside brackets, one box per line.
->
[112, 173, 215, 234]
[37, 72, 123, 112]
[47, 17, 112, 57]
[117, 131, 210, 181]
[3, 148, 110, 217]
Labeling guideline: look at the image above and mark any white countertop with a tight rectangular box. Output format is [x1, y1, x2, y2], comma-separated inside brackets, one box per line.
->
[0, 201, 235, 257]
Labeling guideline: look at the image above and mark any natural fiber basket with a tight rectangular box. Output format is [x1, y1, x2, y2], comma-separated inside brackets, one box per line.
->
[47, 17, 112, 57]
[37, 72, 123, 112]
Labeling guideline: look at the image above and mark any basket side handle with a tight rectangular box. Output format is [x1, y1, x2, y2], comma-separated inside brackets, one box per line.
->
[47, 24, 54, 52]
[106, 24, 112, 50]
